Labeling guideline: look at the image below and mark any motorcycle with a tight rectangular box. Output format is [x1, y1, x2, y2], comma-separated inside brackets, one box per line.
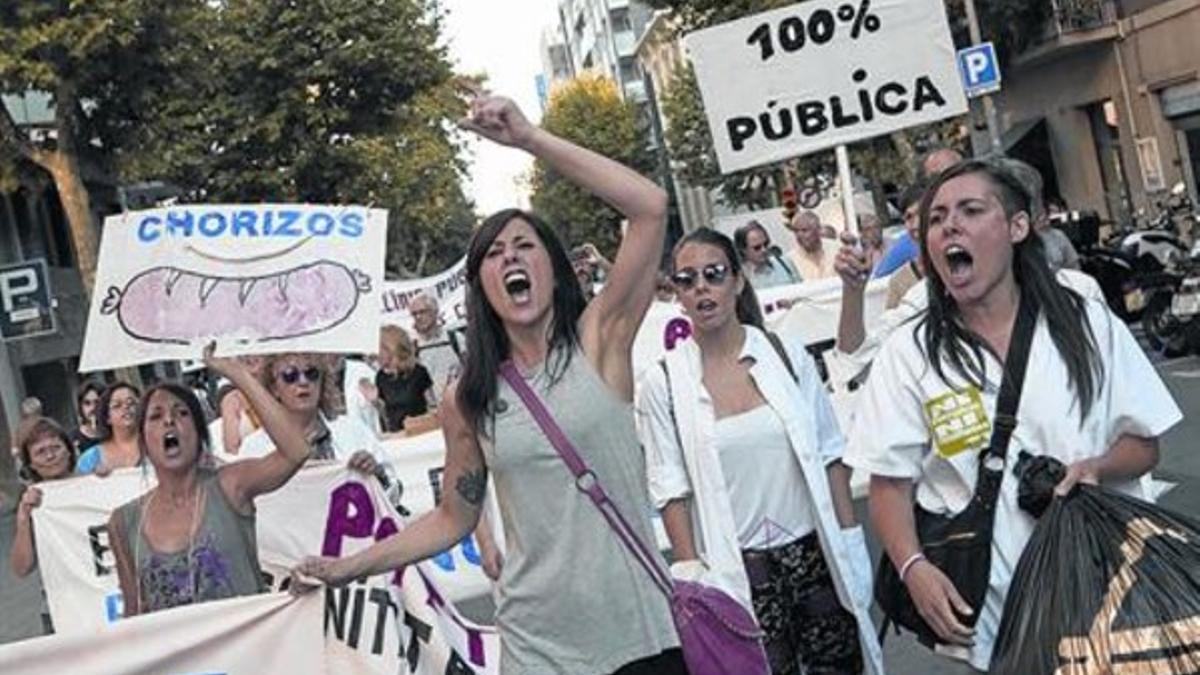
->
[1142, 259, 1200, 357]
[1068, 211, 1152, 321]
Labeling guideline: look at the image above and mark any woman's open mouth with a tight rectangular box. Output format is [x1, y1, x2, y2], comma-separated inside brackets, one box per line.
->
[163, 432, 182, 458]
[944, 245, 975, 285]
[504, 269, 532, 305]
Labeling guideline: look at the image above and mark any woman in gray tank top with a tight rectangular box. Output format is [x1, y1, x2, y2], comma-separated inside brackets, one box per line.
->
[294, 92, 684, 674]
[108, 346, 313, 615]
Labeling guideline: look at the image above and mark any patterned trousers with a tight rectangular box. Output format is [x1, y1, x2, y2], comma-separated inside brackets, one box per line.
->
[743, 532, 863, 675]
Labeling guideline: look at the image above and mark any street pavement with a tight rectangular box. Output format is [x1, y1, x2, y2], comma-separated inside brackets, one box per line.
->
[4, 352, 1200, 674]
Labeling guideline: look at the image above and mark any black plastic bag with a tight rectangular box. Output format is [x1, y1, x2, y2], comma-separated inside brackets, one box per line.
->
[991, 453, 1200, 674]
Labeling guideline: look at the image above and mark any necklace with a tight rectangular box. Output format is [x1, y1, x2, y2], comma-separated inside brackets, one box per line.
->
[134, 481, 204, 613]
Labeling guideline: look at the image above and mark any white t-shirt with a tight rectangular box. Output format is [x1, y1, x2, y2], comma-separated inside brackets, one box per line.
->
[415, 328, 462, 405]
[342, 359, 381, 437]
[844, 295, 1182, 670]
[714, 405, 815, 549]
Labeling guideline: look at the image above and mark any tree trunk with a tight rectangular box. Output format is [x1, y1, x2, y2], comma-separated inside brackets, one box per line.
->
[40, 150, 99, 298]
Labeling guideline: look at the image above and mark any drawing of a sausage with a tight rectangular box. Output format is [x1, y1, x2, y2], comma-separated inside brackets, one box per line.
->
[101, 261, 372, 345]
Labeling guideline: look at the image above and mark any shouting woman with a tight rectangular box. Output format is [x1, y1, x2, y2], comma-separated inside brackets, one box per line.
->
[293, 93, 683, 674]
[107, 346, 311, 615]
[846, 159, 1181, 672]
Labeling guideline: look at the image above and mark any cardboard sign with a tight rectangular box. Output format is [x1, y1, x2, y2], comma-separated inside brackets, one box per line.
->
[79, 204, 387, 371]
[686, 0, 968, 173]
[379, 257, 468, 332]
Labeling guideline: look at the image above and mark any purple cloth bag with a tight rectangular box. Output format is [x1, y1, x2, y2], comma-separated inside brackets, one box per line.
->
[500, 362, 770, 675]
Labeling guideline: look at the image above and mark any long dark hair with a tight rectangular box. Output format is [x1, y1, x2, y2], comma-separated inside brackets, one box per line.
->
[457, 209, 588, 436]
[96, 382, 141, 441]
[136, 382, 212, 464]
[673, 228, 765, 330]
[916, 159, 1102, 421]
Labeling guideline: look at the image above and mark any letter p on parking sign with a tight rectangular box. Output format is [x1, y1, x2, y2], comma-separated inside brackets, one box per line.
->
[957, 42, 1001, 98]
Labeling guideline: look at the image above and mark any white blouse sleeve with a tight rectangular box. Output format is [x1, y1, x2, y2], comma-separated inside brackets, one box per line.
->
[843, 332, 930, 480]
[634, 364, 693, 510]
[1098, 304, 1182, 442]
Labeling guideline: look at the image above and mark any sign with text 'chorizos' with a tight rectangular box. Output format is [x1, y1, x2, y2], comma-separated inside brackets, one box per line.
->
[79, 204, 387, 371]
[686, 0, 968, 173]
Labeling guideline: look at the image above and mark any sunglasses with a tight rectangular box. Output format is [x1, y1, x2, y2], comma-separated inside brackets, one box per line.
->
[279, 366, 322, 385]
[671, 264, 731, 291]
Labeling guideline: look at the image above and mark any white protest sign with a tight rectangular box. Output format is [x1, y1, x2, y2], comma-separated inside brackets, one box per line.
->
[686, 0, 968, 173]
[80, 204, 387, 371]
[0, 592, 325, 675]
[380, 257, 468, 332]
[30, 465, 499, 674]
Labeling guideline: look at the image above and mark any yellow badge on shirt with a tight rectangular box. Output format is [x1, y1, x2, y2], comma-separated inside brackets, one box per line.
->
[924, 387, 992, 459]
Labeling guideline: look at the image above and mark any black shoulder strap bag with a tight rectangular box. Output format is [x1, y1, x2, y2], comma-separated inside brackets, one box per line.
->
[874, 292, 1039, 650]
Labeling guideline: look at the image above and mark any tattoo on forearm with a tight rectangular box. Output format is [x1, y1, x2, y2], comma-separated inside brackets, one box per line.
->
[456, 467, 487, 506]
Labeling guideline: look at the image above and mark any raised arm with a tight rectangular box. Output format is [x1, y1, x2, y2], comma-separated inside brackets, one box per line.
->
[460, 93, 667, 399]
[204, 346, 310, 512]
[292, 383, 486, 587]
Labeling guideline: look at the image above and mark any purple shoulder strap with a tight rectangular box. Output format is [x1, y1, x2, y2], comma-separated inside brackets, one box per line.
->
[498, 362, 673, 597]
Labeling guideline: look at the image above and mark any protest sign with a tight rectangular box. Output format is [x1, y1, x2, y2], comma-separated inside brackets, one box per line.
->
[686, 0, 968, 173]
[30, 465, 499, 675]
[380, 257, 468, 332]
[80, 204, 387, 371]
[0, 592, 325, 675]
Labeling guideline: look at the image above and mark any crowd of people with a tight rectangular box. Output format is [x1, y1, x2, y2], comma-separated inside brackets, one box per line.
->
[0, 91, 1185, 675]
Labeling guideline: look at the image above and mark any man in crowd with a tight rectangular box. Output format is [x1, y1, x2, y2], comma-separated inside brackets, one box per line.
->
[874, 147, 965, 278]
[786, 210, 839, 281]
[735, 220, 802, 289]
[409, 293, 462, 404]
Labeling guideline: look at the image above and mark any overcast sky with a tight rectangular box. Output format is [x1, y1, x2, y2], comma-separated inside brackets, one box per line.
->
[441, 0, 560, 216]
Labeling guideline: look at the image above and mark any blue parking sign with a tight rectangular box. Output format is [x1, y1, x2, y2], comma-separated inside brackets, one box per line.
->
[957, 42, 1002, 98]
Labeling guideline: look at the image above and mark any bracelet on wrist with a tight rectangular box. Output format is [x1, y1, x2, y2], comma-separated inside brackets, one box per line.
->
[899, 552, 926, 582]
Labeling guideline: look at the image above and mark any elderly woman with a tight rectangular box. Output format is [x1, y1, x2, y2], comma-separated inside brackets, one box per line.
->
[10, 417, 77, 632]
[107, 347, 311, 615]
[77, 382, 142, 475]
[237, 352, 387, 482]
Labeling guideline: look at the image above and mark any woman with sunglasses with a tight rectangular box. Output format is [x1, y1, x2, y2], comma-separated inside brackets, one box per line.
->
[69, 380, 105, 454]
[237, 353, 386, 481]
[10, 417, 77, 632]
[637, 228, 882, 675]
[294, 93, 684, 674]
[107, 346, 311, 615]
[845, 159, 1180, 671]
[76, 382, 142, 475]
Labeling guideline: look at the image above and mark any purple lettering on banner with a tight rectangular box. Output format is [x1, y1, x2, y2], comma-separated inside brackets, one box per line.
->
[415, 568, 486, 667]
[373, 516, 405, 586]
[663, 318, 693, 351]
[322, 482, 377, 557]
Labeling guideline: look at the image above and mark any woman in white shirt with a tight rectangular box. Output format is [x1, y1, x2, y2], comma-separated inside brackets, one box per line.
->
[637, 228, 883, 675]
[845, 158, 1182, 672]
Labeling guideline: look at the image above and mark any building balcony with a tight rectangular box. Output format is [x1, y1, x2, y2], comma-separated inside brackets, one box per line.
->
[1015, 0, 1119, 67]
[1053, 0, 1118, 35]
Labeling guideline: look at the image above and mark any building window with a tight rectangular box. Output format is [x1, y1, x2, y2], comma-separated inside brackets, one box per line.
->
[611, 7, 632, 34]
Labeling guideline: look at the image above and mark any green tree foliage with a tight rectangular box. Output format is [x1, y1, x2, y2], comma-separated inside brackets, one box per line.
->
[0, 0, 194, 293]
[116, 0, 474, 277]
[531, 74, 650, 257]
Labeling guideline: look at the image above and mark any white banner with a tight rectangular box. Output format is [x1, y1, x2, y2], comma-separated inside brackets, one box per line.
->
[380, 258, 468, 332]
[81, 204, 388, 371]
[29, 465, 499, 674]
[686, 0, 968, 173]
[0, 592, 325, 675]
